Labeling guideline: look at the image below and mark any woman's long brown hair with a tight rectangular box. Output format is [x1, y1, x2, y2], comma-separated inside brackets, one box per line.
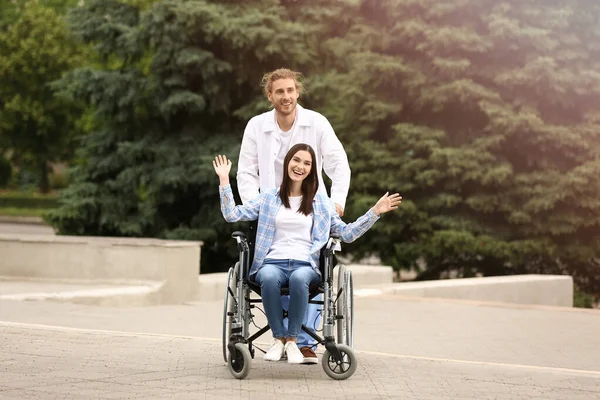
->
[279, 143, 319, 215]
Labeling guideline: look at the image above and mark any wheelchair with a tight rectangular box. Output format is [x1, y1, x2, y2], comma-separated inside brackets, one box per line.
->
[222, 230, 356, 380]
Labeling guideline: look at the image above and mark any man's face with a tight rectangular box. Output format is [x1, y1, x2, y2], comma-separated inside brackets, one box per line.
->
[268, 78, 299, 116]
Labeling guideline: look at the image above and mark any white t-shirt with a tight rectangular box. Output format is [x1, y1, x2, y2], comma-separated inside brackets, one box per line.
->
[273, 114, 297, 186]
[266, 196, 313, 262]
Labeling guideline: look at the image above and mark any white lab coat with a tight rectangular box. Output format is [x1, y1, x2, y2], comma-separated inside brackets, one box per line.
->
[237, 104, 351, 209]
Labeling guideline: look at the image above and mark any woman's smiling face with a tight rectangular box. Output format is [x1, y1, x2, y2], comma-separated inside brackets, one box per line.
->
[287, 150, 312, 183]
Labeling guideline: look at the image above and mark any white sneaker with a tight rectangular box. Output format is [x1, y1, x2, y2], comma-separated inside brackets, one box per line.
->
[284, 342, 304, 364]
[263, 339, 285, 361]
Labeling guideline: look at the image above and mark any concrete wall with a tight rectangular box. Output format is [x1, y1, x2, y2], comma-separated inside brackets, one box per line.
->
[376, 275, 574, 307]
[0, 234, 202, 305]
[0, 233, 574, 307]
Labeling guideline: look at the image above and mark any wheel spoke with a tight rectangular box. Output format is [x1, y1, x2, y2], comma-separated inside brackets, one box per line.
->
[328, 352, 352, 372]
[330, 361, 350, 373]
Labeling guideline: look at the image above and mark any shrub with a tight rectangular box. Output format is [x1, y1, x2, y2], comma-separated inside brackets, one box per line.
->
[573, 286, 596, 309]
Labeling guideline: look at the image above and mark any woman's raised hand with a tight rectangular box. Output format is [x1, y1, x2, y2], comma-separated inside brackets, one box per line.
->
[213, 155, 232, 185]
[372, 192, 402, 216]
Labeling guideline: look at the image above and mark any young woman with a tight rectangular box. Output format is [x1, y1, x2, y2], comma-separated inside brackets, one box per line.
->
[213, 143, 401, 364]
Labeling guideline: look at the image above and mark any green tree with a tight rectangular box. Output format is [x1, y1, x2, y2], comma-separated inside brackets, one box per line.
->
[1, 0, 80, 29]
[306, 0, 600, 297]
[46, 0, 316, 272]
[0, 0, 21, 29]
[0, 0, 85, 192]
[46, 0, 600, 301]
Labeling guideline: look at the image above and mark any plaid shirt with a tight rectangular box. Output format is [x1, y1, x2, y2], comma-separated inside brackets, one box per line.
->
[219, 184, 380, 278]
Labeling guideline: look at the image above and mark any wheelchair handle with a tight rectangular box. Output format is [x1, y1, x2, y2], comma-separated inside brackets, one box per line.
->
[325, 235, 342, 253]
[231, 231, 246, 240]
[231, 231, 249, 252]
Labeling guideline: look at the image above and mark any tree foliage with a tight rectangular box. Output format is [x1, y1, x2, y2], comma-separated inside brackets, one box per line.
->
[46, 0, 317, 272]
[47, 0, 600, 298]
[0, 0, 85, 192]
[1, 0, 81, 31]
[305, 0, 600, 296]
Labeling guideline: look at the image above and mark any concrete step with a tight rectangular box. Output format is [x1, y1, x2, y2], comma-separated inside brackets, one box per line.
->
[356, 274, 574, 307]
[0, 279, 162, 306]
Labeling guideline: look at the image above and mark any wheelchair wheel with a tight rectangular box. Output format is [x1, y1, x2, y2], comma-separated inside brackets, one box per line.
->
[336, 267, 354, 348]
[227, 342, 252, 379]
[222, 264, 237, 363]
[322, 344, 357, 380]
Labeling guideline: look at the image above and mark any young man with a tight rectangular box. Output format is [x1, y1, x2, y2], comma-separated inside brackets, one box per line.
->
[237, 68, 351, 364]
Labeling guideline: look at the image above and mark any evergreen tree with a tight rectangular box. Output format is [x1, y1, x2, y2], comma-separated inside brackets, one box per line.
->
[306, 0, 600, 297]
[46, 0, 316, 272]
[47, 0, 600, 300]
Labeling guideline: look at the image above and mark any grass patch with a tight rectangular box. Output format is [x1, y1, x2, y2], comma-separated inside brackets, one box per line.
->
[0, 190, 59, 198]
[0, 207, 49, 217]
[0, 190, 58, 209]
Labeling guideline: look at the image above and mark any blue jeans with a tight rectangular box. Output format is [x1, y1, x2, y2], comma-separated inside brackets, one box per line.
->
[282, 294, 322, 347]
[255, 259, 321, 339]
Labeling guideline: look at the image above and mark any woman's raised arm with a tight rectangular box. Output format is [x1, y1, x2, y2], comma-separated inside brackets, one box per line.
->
[213, 155, 261, 223]
[330, 192, 402, 242]
[213, 155, 232, 187]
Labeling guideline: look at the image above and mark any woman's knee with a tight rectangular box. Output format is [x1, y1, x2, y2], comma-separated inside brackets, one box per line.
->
[256, 264, 283, 287]
[289, 267, 319, 288]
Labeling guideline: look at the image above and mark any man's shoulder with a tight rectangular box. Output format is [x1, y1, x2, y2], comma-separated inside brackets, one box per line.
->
[297, 105, 333, 135]
[243, 110, 275, 139]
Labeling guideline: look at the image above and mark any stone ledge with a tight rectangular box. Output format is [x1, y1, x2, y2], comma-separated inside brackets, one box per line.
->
[369, 274, 574, 307]
[0, 233, 202, 248]
[0, 216, 45, 225]
[0, 234, 202, 305]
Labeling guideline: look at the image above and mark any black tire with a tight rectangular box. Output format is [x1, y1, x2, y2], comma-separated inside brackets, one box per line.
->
[322, 344, 357, 380]
[228, 342, 252, 379]
[222, 265, 237, 363]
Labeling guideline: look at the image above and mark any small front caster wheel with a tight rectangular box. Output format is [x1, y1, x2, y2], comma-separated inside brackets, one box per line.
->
[228, 342, 252, 379]
[322, 344, 357, 380]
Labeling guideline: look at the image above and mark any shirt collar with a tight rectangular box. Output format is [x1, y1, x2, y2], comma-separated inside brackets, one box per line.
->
[262, 104, 311, 134]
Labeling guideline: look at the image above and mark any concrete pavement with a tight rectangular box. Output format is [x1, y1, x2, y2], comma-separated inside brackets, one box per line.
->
[1, 294, 599, 399]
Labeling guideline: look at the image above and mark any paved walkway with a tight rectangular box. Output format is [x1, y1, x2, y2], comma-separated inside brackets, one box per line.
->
[0, 221, 54, 235]
[1, 294, 599, 399]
